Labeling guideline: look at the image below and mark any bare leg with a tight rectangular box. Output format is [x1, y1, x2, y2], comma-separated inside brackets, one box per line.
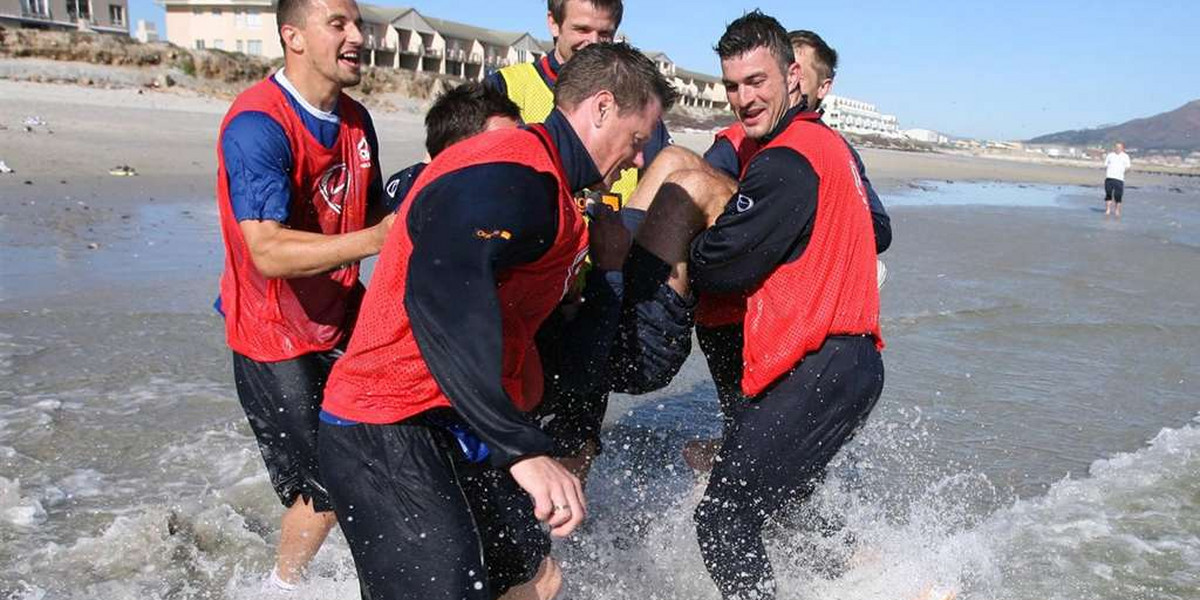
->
[275, 497, 338, 584]
[1115, 202, 1121, 218]
[633, 167, 737, 297]
[498, 557, 563, 600]
[1105, 200, 1113, 216]
[625, 146, 723, 212]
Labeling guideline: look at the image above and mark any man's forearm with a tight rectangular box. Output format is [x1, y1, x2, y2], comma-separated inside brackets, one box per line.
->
[239, 219, 389, 279]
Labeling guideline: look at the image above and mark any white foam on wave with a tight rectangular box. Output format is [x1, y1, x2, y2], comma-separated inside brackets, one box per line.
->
[548, 411, 1200, 600]
[967, 415, 1200, 600]
[20, 501, 278, 599]
[10, 387, 1197, 600]
[0, 477, 48, 527]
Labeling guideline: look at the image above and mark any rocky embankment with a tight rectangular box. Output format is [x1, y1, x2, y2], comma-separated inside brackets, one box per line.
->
[0, 28, 444, 110]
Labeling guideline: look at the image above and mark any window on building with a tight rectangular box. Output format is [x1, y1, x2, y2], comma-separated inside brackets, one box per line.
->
[211, 8, 221, 16]
[247, 40, 263, 56]
[195, 39, 206, 50]
[21, 0, 51, 17]
[235, 10, 246, 27]
[192, 7, 200, 15]
[247, 10, 261, 28]
[108, 4, 124, 25]
[517, 50, 528, 63]
[67, 0, 91, 21]
[236, 39, 244, 53]
[213, 39, 224, 50]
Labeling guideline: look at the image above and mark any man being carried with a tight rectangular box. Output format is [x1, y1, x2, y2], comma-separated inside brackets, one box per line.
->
[381, 82, 523, 211]
[214, 0, 389, 591]
[688, 12, 886, 599]
[317, 43, 676, 600]
[486, 0, 692, 481]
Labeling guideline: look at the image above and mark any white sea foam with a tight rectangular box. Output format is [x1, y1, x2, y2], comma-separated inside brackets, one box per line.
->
[0, 477, 48, 527]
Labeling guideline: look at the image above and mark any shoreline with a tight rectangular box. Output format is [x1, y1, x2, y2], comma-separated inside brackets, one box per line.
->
[1, 78, 1194, 245]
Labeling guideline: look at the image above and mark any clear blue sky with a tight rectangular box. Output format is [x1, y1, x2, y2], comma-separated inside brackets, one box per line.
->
[128, 0, 1200, 140]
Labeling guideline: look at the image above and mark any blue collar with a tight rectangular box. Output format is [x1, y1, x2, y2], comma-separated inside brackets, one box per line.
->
[540, 109, 602, 193]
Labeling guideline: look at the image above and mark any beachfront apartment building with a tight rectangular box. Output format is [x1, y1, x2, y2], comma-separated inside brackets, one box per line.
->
[423, 15, 546, 81]
[1, 0, 130, 35]
[155, 1, 728, 111]
[672, 67, 727, 110]
[158, 0, 277, 56]
[822, 94, 900, 137]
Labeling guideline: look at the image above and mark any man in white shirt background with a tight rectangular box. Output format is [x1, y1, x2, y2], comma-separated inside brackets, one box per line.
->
[1104, 142, 1132, 217]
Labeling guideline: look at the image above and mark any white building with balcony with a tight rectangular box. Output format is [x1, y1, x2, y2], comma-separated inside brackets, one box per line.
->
[821, 94, 899, 137]
[3, 0, 129, 34]
[424, 16, 543, 81]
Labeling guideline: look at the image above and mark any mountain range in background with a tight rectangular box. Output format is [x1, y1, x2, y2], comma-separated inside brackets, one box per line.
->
[1027, 99, 1200, 154]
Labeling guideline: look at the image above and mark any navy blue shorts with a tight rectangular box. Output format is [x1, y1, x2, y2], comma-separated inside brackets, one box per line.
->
[1105, 178, 1124, 203]
[608, 242, 696, 395]
[318, 411, 549, 600]
[232, 350, 338, 512]
[694, 336, 884, 599]
[695, 323, 747, 430]
[536, 242, 695, 456]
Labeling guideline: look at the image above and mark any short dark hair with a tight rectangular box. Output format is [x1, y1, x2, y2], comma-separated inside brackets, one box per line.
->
[548, 0, 623, 28]
[424, 82, 522, 157]
[556, 42, 677, 115]
[788, 29, 838, 81]
[715, 10, 794, 74]
[276, 0, 310, 36]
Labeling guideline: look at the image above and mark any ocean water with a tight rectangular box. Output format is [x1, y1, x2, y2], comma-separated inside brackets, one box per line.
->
[2, 180, 1198, 599]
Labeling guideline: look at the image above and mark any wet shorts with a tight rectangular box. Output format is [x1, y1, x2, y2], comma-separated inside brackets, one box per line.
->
[231, 350, 338, 512]
[535, 242, 696, 456]
[1104, 178, 1124, 203]
[318, 411, 550, 600]
[608, 242, 696, 395]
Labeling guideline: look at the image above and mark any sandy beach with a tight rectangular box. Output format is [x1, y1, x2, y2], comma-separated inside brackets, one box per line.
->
[2, 78, 1188, 250]
[3, 79, 1199, 599]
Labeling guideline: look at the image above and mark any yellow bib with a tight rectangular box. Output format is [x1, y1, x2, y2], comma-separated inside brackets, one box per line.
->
[498, 62, 638, 201]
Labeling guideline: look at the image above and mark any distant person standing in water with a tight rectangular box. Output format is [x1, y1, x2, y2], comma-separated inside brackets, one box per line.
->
[1104, 142, 1132, 217]
[214, 0, 390, 591]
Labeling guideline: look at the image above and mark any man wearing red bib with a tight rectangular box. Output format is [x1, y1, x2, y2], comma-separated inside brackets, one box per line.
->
[687, 13, 885, 600]
[318, 43, 676, 600]
[215, 0, 390, 590]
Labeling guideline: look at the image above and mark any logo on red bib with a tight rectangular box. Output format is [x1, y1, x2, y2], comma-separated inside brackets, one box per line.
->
[318, 163, 349, 214]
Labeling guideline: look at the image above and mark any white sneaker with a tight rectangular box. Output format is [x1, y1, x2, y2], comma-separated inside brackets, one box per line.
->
[877, 259, 888, 289]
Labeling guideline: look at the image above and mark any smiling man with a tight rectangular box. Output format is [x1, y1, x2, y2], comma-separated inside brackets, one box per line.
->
[214, 0, 389, 591]
[318, 43, 676, 600]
